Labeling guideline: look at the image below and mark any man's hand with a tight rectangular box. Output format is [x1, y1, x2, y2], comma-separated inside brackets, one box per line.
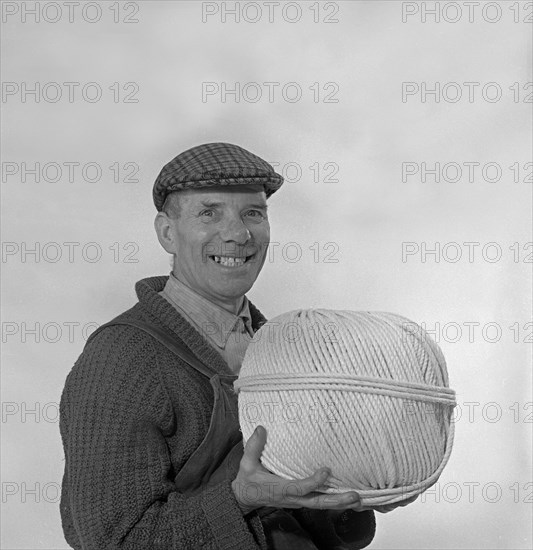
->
[231, 425, 363, 515]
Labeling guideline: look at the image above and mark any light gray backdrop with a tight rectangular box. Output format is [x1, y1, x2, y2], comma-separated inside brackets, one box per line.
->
[1, 1, 532, 548]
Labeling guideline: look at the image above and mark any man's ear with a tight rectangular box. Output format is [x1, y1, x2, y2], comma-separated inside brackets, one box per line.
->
[154, 212, 176, 255]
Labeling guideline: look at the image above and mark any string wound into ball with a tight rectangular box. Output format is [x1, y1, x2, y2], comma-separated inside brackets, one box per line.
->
[235, 309, 457, 507]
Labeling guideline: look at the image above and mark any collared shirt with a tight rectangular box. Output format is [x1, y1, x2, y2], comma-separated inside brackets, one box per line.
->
[159, 273, 254, 374]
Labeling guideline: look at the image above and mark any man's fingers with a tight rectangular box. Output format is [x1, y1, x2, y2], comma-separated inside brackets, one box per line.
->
[293, 468, 331, 495]
[349, 494, 419, 513]
[289, 490, 361, 510]
[280, 469, 362, 510]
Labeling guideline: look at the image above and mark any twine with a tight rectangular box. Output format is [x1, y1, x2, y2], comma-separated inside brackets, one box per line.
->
[235, 310, 457, 506]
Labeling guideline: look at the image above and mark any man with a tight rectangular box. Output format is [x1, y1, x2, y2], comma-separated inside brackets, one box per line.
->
[59, 143, 377, 549]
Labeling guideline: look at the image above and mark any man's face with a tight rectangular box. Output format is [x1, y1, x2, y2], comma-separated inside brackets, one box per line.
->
[164, 184, 270, 307]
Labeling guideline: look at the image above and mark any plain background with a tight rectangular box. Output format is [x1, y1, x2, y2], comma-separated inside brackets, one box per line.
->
[1, 1, 532, 548]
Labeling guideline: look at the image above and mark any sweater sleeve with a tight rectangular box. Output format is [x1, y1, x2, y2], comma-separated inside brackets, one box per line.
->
[59, 333, 264, 550]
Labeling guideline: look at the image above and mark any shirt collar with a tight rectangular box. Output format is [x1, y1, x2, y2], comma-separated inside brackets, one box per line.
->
[161, 273, 254, 348]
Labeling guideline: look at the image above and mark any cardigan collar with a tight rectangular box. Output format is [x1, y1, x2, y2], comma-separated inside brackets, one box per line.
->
[160, 273, 254, 348]
[133, 275, 267, 376]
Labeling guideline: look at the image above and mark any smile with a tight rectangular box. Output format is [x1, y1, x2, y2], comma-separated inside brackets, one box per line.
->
[210, 255, 254, 267]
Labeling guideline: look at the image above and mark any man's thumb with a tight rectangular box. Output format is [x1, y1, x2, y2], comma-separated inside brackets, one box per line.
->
[243, 425, 267, 462]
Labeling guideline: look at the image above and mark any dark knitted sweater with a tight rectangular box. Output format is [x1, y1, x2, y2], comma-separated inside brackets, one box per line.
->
[59, 276, 375, 549]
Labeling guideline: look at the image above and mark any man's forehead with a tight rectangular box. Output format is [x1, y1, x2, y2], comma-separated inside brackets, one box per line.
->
[179, 184, 267, 203]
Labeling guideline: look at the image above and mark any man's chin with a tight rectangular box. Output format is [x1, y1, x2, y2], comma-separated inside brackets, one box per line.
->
[211, 283, 253, 301]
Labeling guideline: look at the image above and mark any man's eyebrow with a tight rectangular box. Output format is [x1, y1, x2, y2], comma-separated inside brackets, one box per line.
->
[198, 200, 267, 210]
[199, 200, 223, 208]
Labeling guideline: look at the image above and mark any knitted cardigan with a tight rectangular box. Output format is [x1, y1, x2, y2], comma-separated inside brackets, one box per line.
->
[59, 275, 376, 549]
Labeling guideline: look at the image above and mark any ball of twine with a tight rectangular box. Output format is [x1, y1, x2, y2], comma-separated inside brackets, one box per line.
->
[234, 309, 456, 506]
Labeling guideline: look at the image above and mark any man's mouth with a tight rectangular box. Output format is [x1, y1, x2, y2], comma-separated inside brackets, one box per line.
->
[209, 255, 254, 267]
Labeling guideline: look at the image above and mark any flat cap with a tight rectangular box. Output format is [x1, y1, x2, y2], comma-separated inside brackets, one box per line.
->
[153, 142, 284, 211]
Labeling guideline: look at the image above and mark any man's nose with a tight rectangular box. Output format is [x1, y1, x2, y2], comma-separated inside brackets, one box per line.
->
[219, 216, 251, 244]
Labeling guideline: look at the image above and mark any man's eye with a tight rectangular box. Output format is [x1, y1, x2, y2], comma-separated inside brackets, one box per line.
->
[199, 209, 214, 217]
[244, 210, 264, 218]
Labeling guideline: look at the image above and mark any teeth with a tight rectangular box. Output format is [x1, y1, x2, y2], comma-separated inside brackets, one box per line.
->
[213, 256, 245, 267]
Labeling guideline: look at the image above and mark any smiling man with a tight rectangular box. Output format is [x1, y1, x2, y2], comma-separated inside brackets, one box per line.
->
[59, 143, 377, 549]
[154, 183, 270, 374]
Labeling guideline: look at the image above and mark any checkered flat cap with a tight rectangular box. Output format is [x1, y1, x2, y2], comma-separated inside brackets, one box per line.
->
[153, 142, 284, 211]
